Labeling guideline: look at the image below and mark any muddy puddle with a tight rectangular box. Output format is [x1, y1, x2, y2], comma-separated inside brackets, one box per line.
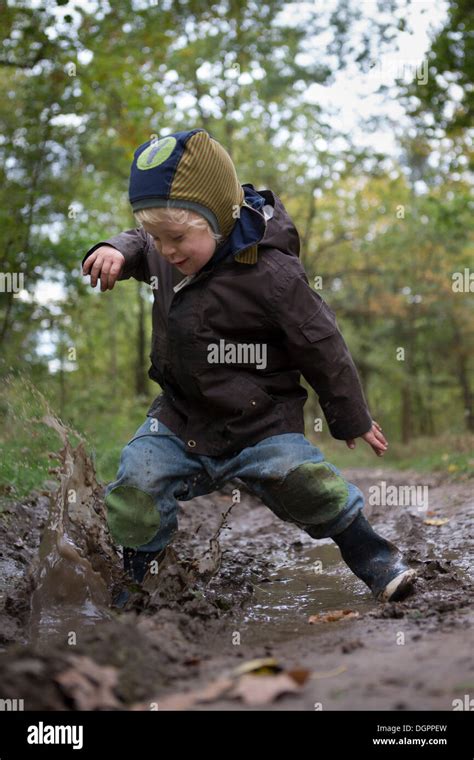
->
[239, 543, 374, 644]
[0, 411, 472, 710]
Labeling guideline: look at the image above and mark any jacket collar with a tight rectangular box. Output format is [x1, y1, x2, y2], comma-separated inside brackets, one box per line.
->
[172, 185, 298, 292]
[203, 183, 270, 270]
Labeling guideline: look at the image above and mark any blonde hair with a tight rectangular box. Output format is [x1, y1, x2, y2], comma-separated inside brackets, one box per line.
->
[134, 206, 224, 244]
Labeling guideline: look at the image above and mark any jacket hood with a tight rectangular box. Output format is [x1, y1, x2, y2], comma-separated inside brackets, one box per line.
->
[206, 183, 300, 270]
[257, 188, 300, 259]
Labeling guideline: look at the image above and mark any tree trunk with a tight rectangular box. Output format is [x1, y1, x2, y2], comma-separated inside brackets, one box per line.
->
[450, 316, 474, 432]
[456, 352, 474, 432]
[401, 383, 413, 443]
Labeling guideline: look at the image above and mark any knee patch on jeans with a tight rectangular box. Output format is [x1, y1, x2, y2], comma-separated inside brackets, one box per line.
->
[269, 461, 349, 526]
[105, 485, 161, 548]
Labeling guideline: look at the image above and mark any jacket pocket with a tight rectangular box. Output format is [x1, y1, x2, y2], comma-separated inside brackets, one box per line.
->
[297, 304, 337, 343]
[225, 375, 277, 416]
[149, 329, 169, 386]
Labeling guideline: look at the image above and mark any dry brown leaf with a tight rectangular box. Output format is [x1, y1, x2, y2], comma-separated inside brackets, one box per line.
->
[130, 677, 234, 711]
[130, 666, 308, 710]
[229, 672, 301, 705]
[309, 609, 360, 624]
[232, 657, 282, 677]
[54, 655, 120, 710]
[287, 668, 311, 686]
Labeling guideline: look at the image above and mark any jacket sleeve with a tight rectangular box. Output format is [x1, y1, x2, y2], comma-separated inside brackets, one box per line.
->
[269, 270, 373, 440]
[81, 227, 154, 284]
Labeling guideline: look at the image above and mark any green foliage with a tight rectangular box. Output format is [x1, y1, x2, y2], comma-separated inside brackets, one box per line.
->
[403, 0, 474, 133]
[0, 373, 64, 500]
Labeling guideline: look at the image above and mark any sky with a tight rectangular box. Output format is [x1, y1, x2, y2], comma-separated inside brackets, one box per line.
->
[282, 0, 449, 155]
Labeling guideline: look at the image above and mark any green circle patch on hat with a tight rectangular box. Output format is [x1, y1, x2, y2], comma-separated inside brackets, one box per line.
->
[137, 137, 177, 170]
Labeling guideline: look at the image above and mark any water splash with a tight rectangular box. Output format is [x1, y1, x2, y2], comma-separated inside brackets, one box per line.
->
[28, 414, 121, 644]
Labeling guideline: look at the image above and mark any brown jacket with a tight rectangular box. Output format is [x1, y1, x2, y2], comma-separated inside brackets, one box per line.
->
[82, 188, 372, 455]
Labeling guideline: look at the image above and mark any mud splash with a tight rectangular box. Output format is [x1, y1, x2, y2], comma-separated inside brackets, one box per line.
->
[27, 415, 122, 644]
[24, 411, 226, 641]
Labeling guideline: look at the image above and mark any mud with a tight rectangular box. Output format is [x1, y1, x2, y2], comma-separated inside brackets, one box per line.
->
[0, 425, 472, 711]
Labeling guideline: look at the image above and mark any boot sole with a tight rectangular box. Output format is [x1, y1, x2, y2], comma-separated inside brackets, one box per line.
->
[378, 568, 417, 602]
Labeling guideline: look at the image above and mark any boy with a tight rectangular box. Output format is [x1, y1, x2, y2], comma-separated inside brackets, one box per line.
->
[82, 128, 417, 604]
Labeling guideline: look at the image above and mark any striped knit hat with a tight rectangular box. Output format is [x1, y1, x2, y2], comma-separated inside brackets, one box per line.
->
[128, 128, 268, 265]
[129, 128, 246, 239]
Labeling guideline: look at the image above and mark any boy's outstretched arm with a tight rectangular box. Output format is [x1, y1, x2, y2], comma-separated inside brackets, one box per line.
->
[268, 265, 386, 452]
[82, 227, 154, 289]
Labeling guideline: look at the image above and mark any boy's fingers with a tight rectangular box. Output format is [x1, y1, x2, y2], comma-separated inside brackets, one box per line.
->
[108, 261, 122, 290]
[367, 424, 388, 447]
[100, 262, 112, 291]
[374, 427, 388, 446]
[83, 251, 123, 290]
[372, 421, 388, 444]
[371, 439, 387, 456]
[364, 431, 386, 452]
[82, 252, 98, 275]
[90, 257, 104, 287]
[366, 435, 385, 456]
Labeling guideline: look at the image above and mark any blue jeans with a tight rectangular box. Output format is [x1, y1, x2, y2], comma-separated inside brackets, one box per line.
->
[104, 418, 365, 553]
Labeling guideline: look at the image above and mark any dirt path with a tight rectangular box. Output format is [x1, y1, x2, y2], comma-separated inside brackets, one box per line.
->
[0, 441, 472, 711]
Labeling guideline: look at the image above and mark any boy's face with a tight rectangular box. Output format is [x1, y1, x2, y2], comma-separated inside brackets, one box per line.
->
[144, 217, 217, 274]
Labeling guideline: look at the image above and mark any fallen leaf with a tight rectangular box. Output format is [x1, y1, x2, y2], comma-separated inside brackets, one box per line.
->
[229, 672, 301, 705]
[423, 518, 449, 526]
[309, 609, 360, 624]
[287, 668, 310, 686]
[232, 657, 282, 677]
[130, 666, 309, 710]
[130, 677, 234, 711]
[54, 655, 120, 710]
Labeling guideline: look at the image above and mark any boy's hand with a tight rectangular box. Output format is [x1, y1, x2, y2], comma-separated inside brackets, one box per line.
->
[346, 421, 388, 457]
[82, 246, 125, 291]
